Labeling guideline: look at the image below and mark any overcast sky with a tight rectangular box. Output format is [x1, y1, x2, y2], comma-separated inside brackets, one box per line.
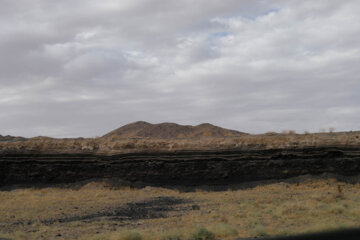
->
[0, 0, 359, 137]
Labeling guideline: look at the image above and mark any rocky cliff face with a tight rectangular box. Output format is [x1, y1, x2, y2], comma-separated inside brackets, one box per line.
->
[1, 147, 360, 187]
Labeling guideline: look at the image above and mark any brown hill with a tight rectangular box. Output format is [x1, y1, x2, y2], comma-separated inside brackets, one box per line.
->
[103, 121, 247, 139]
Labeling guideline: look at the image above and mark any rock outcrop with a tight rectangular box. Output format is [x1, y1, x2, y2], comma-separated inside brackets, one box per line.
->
[1, 147, 360, 187]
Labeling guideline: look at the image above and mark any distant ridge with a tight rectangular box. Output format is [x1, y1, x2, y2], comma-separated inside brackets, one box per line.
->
[103, 121, 247, 139]
[0, 135, 27, 142]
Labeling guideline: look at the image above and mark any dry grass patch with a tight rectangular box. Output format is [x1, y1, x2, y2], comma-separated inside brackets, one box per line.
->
[1, 178, 360, 239]
[1, 130, 360, 154]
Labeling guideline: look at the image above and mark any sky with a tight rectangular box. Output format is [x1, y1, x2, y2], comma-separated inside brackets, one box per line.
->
[0, 0, 359, 138]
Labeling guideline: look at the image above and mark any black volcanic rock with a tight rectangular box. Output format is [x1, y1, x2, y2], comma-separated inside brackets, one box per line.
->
[1, 147, 360, 187]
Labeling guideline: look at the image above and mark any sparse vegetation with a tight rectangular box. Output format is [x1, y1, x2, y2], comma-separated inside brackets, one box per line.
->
[116, 230, 142, 240]
[1, 178, 360, 239]
[189, 227, 214, 240]
[213, 223, 238, 238]
[253, 225, 268, 237]
[161, 231, 182, 240]
[0, 127, 359, 154]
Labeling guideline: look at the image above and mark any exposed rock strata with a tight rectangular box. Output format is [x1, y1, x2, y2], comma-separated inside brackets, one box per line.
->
[1, 147, 360, 186]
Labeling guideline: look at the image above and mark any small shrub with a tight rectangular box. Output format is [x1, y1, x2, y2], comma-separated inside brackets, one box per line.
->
[189, 227, 215, 240]
[329, 205, 345, 214]
[288, 130, 296, 135]
[335, 185, 345, 199]
[265, 131, 278, 136]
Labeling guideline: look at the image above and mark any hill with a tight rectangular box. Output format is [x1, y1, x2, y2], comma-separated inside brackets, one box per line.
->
[0, 135, 27, 142]
[102, 121, 247, 139]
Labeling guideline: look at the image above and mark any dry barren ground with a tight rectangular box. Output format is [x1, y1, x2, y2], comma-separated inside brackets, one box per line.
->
[1, 177, 360, 240]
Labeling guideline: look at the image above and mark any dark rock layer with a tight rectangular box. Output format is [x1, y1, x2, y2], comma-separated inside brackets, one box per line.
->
[1, 147, 360, 187]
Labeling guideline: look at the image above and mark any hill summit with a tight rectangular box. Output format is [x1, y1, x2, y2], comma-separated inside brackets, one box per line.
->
[103, 121, 247, 139]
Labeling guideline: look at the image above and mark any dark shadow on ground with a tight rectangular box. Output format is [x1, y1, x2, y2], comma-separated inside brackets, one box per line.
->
[237, 228, 360, 240]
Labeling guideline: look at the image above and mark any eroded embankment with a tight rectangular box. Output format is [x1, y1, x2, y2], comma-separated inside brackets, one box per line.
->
[1, 147, 360, 187]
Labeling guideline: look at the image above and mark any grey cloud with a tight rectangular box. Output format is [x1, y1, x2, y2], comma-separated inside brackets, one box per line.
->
[0, 0, 359, 137]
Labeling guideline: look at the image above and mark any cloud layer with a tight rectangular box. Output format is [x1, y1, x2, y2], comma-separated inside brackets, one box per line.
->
[1, 0, 359, 137]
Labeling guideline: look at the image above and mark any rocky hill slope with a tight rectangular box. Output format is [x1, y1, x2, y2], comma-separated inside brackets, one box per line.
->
[103, 121, 247, 139]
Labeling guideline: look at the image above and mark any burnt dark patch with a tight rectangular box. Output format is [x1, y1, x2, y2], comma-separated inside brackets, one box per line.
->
[9, 196, 191, 226]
